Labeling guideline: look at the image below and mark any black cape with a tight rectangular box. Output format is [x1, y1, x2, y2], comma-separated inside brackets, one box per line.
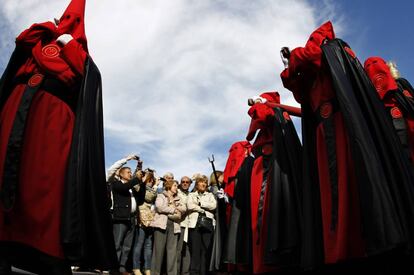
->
[321, 39, 414, 256]
[224, 155, 254, 266]
[395, 78, 414, 117]
[263, 108, 302, 267]
[0, 47, 118, 269]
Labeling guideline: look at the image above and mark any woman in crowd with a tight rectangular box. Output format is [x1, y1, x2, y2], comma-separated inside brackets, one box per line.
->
[133, 169, 158, 275]
[187, 175, 217, 275]
[151, 179, 186, 275]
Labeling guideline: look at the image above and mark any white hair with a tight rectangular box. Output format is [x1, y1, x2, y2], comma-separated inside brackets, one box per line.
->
[387, 61, 400, 79]
[163, 172, 174, 179]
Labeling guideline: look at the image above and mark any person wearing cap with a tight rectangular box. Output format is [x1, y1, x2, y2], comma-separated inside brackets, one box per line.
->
[0, 0, 117, 273]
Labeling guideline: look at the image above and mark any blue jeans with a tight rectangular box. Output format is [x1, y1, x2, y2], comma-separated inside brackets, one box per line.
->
[133, 226, 153, 270]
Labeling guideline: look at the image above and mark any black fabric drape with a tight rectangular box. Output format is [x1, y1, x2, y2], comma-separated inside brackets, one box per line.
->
[61, 57, 118, 270]
[263, 108, 302, 268]
[300, 104, 325, 270]
[397, 78, 414, 97]
[322, 39, 414, 256]
[225, 156, 254, 266]
[0, 49, 27, 110]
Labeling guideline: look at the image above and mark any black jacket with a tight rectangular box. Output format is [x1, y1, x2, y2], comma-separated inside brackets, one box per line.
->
[112, 177, 145, 221]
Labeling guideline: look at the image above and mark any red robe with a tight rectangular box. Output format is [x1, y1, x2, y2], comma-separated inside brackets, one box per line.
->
[246, 92, 280, 274]
[280, 22, 365, 264]
[0, 22, 86, 259]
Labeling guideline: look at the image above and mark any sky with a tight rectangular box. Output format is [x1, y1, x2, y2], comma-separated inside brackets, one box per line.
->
[1, 0, 413, 180]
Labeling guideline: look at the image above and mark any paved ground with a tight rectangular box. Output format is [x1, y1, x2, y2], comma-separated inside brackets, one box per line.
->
[12, 267, 104, 275]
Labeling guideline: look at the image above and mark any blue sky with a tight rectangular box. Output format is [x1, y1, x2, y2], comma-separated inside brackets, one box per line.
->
[1, 0, 413, 180]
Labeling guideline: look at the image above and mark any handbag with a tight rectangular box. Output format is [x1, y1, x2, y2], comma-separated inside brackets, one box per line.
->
[196, 212, 214, 232]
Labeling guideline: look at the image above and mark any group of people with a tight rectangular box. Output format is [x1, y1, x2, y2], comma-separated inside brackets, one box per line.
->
[0, 0, 414, 274]
[104, 154, 224, 275]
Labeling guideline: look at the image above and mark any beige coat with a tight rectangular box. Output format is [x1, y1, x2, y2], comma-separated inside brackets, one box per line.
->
[187, 191, 217, 229]
[150, 191, 186, 234]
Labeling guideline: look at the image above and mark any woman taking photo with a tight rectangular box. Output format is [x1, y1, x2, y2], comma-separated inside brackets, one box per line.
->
[132, 169, 158, 275]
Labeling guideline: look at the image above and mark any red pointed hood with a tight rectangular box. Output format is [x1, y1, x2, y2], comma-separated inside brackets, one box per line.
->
[57, 0, 88, 52]
[223, 141, 251, 197]
[246, 92, 280, 141]
[306, 21, 335, 48]
[364, 57, 398, 99]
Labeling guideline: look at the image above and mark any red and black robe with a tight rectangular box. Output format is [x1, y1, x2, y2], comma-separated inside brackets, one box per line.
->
[0, 22, 117, 270]
[281, 21, 414, 269]
[364, 57, 414, 163]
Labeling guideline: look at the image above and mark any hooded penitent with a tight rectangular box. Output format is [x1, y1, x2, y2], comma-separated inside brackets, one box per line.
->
[0, 0, 117, 271]
[281, 21, 414, 270]
[244, 91, 302, 273]
[364, 57, 414, 162]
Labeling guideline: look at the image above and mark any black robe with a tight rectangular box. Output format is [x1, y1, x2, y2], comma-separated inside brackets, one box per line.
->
[0, 48, 118, 270]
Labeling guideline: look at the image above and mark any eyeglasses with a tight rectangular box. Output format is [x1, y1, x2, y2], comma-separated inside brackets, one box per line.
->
[181, 181, 191, 184]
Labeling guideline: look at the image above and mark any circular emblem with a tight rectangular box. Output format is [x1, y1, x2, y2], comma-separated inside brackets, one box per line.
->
[261, 144, 273, 156]
[403, 90, 412, 98]
[28, 74, 44, 87]
[42, 44, 60, 58]
[373, 73, 387, 94]
[320, 102, 332, 119]
[283, 111, 291, 121]
[390, 107, 402, 119]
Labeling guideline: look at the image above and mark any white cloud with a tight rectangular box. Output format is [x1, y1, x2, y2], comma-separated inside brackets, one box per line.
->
[0, 0, 342, 179]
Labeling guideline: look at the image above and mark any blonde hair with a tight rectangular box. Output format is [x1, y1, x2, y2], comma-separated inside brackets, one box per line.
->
[195, 174, 208, 184]
[209, 171, 223, 186]
[387, 61, 400, 79]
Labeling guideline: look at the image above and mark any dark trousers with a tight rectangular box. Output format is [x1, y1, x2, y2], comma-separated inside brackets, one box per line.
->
[133, 226, 153, 270]
[151, 220, 178, 275]
[0, 242, 71, 275]
[177, 227, 191, 275]
[189, 228, 213, 275]
[113, 220, 136, 272]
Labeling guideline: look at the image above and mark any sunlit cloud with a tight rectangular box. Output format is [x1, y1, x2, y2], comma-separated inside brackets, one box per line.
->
[0, 0, 343, 178]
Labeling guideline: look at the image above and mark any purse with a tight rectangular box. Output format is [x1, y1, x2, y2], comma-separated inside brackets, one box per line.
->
[196, 212, 214, 232]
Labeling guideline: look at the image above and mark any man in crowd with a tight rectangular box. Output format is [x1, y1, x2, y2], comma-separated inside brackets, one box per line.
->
[177, 176, 192, 275]
[111, 160, 145, 275]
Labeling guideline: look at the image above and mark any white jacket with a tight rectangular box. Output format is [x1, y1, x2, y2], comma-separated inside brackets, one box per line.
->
[187, 191, 217, 229]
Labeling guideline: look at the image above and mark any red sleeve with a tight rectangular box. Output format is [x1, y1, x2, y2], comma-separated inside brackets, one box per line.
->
[59, 39, 87, 76]
[16, 22, 56, 49]
[280, 68, 304, 104]
[280, 40, 324, 104]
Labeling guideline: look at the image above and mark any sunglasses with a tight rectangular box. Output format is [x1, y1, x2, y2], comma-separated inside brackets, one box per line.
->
[181, 180, 191, 184]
